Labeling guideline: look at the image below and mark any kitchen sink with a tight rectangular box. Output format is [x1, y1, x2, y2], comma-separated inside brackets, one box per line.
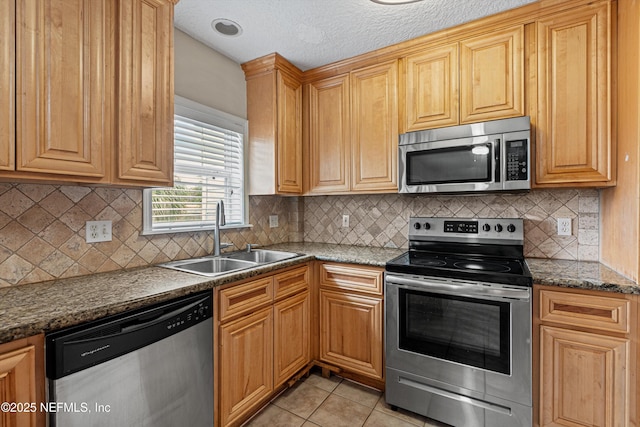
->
[223, 249, 298, 264]
[161, 257, 257, 276]
[160, 249, 299, 277]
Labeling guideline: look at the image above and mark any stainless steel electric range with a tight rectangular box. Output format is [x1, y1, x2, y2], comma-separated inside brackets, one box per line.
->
[385, 217, 533, 427]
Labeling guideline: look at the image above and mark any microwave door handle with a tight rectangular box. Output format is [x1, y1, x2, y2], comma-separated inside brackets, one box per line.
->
[494, 139, 501, 183]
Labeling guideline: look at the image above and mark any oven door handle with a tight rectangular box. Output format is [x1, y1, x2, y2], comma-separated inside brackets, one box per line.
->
[385, 274, 530, 301]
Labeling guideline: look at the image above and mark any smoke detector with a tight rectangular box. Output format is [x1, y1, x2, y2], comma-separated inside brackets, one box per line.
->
[211, 19, 243, 37]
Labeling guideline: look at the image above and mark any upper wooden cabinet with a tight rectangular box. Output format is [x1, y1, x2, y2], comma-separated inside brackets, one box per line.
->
[402, 43, 459, 132]
[535, 1, 614, 187]
[350, 61, 398, 192]
[0, 335, 45, 427]
[16, 0, 110, 179]
[401, 26, 524, 132]
[307, 74, 351, 194]
[0, 1, 15, 172]
[459, 26, 524, 123]
[115, 0, 175, 186]
[0, 0, 176, 186]
[242, 54, 303, 195]
[306, 60, 398, 195]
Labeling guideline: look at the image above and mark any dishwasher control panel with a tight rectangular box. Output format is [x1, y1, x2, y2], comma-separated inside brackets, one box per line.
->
[165, 298, 212, 332]
[46, 291, 213, 380]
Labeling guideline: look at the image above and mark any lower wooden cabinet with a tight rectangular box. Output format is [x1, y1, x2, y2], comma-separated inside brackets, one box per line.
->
[318, 263, 384, 383]
[215, 265, 310, 427]
[539, 326, 629, 426]
[535, 285, 636, 427]
[219, 307, 274, 427]
[274, 291, 310, 388]
[0, 334, 45, 427]
[319, 289, 383, 380]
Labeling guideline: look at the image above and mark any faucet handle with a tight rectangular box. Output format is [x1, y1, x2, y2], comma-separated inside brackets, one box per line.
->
[220, 242, 234, 249]
[246, 243, 260, 252]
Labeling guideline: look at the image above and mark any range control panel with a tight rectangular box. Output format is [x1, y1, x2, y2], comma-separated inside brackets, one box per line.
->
[409, 217, 524, 242]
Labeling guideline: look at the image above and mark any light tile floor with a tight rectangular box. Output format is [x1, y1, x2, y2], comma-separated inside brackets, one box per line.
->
[243, 371, 451, 427]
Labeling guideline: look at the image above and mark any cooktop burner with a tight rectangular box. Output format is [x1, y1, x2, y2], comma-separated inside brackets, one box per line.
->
[452, 260, 511, 273]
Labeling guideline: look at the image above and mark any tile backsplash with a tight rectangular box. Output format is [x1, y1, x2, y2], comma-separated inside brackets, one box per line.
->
[0, 183, 599, 287]
[303, 189, 599, 261]
[0, 183, 298, 287]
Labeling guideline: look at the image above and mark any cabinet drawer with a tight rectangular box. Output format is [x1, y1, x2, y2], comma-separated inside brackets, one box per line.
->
[274, 266, 309, 301]
[219, 277, 273, 322]
[539, 289, 630, 333]
[319, 263, 383, 295]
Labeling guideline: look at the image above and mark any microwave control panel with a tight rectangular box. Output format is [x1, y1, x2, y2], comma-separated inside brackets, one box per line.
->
[506, 140, 528, 181]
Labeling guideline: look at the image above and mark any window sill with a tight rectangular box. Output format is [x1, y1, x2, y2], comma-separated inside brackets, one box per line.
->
[141, 223, 253, 236]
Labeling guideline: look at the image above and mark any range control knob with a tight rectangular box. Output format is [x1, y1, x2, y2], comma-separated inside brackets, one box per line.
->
[413, 222, 421, 230]
[482, 224, 491, 232]
[507, 224, 516, 233]
[495, 224, 503, 232]
[423, 222, 431, 230]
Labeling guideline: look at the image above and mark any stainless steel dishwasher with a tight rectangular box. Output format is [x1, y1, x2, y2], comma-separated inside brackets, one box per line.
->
[46, 291, 213, 427]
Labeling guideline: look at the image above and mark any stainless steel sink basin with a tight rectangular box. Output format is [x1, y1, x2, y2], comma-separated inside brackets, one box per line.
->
[162, 257, 257, 276]
[223, 250, 299, 263]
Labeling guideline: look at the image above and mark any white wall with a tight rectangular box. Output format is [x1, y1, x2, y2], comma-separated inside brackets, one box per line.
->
[174, 29, 247, 119]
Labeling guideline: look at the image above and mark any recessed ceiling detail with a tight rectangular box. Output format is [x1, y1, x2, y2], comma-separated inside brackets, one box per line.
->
[211, 18, 243, 37]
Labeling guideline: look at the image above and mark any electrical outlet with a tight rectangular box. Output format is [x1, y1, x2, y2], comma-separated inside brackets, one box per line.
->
[269, 215, 279, 228]
[342, 215, 350, 228]
[86, 220, 112, 243]
[557, 218, 572, 236]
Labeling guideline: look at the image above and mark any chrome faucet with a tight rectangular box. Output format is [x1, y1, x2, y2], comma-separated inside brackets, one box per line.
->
[213, 200, 230, 256]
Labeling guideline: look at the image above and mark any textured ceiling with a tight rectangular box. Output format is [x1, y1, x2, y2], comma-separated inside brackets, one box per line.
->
[174, 0, 538, 71]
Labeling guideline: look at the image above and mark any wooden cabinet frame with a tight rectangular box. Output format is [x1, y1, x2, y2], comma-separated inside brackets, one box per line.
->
[0, 335, 45, 427]
[535, 285, 637, 427]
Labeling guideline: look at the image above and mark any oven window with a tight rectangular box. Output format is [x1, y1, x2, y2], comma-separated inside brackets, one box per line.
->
[406, 144, 492, 185]
[399, 289, 510, 375]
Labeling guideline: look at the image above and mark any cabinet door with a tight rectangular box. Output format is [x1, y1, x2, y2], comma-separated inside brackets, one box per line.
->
[276, 71, 302, 193]
[459, 25, 524, 123]
[219, 307, 273, 427]
[0, 0, 14, 171]
[117, 0, 174, 186]
[350, 60, 398, 193]
[536, 3, 613, 185]
[274, 292, 310, 388]
[319, 289, 383, 380]
[403, 43, 459, 131]
[16, 0, 109, 178]
[308, 74, 351, 193]
[540, 326, 629, 427]
[0, 335, 44, 427]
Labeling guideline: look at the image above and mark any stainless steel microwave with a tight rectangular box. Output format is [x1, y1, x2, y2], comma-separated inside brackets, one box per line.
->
[399, 116, 531, 194]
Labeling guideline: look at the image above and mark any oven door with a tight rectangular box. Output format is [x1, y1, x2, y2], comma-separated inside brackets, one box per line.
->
[385, 273, 532, 407]
[398, 135, 503, 193]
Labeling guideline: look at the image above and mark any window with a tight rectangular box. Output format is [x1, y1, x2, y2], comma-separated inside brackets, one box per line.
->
[142, 96, 248, 234]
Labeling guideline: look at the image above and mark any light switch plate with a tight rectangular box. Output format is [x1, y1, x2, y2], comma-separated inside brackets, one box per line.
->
[342, 215, 350, 228]
[269, 215, 279, 228]
[86, 220, 112, 243]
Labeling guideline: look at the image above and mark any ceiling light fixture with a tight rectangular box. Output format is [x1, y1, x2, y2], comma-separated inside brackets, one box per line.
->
[370, 0, 424, 4]
[211, 18, 243, 37]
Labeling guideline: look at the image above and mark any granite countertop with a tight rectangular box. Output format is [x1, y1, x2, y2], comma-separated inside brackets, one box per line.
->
[0, 242, 637, 344]
[526, 258, 640, 294]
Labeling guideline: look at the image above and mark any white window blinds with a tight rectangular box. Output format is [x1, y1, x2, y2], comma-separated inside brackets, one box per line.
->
[143, 97, 247, 234]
